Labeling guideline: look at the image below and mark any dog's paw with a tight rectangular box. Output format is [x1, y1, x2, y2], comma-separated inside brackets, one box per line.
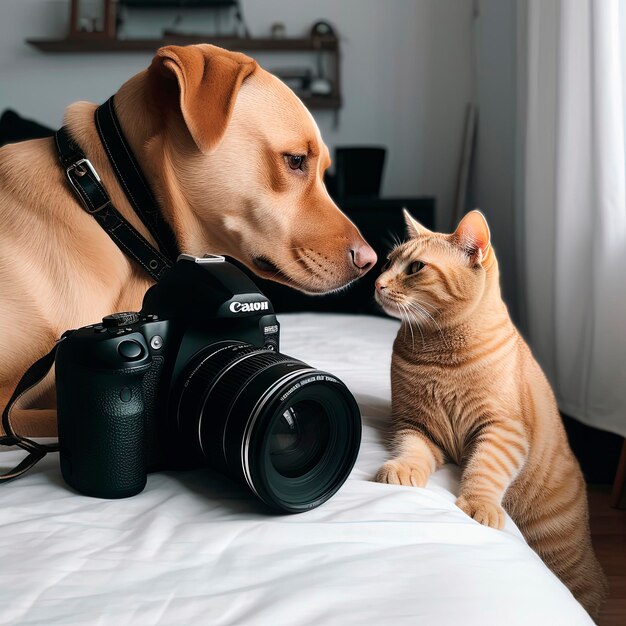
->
[456, 494, 505, 530]
[375, 458, 431, 488]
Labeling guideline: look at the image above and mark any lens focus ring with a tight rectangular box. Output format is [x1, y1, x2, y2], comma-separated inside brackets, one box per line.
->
[177, 343, 298, 468]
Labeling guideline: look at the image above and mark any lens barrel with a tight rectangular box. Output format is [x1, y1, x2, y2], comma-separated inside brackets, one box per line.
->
[176, 342, 361, 512]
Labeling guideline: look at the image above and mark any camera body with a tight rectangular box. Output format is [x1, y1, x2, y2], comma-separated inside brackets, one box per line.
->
[56, 255, 280, 498]
[56, 255, 362, 512]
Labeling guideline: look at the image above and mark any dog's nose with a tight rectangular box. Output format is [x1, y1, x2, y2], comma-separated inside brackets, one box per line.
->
[350, 244, 377, 273]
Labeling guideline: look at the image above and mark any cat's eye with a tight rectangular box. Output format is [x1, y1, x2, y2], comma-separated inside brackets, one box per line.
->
[381, 259, 391, 271]
[407, 261, 424, 275]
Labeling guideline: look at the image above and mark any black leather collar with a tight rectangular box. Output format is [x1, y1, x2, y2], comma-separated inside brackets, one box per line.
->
[55, 96, 180, 281]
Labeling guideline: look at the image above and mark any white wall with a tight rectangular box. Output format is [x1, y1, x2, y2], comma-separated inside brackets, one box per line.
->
[0, 0, 474, 228]
[470, 0, 518, 316]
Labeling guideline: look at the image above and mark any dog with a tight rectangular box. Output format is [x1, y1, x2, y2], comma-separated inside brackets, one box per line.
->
[0, 44, 376, 437]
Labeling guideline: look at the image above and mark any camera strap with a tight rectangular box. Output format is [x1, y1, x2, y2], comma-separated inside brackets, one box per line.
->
[2, 97, 186, 481]
[0, 341, 63, 482]
[55, 96, 179, 282]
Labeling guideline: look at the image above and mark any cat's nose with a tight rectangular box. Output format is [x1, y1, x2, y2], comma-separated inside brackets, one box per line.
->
[375, 280, 387, 292]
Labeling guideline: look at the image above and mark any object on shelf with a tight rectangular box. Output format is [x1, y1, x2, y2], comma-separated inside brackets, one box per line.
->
[310, 20, 336, 40]
[272, 68, 312, 95]
[309, 21, 336, 97]
[69, 0, 118, 40]
[310, 76, 333, 96]
[310, 47, 333, 96]
[270, 22, 286, 39]
[122, 0, 249, 38]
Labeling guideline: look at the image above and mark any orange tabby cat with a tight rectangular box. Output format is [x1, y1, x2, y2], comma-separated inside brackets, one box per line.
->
[375, 209, 607, 619]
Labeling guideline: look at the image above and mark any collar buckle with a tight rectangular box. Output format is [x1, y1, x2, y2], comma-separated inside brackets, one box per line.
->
[66, 157, 101, 183]
[65, 158, 109, 214]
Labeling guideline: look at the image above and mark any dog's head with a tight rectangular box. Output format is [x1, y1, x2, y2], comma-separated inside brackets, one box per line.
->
[144, 44, 376, 294]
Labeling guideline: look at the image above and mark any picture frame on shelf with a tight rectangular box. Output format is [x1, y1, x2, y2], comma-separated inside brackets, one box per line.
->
[68, 0, 118, 40]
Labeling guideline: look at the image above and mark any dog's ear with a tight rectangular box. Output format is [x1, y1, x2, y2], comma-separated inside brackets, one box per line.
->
[149, 44, 257, 153]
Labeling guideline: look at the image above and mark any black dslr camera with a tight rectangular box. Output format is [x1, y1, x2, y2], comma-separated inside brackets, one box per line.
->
[55, 255, 361, 512]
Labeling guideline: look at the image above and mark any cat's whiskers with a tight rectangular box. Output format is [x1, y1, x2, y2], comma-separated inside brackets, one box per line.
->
[407, 304, 428, 349]
[387, 232, 405, 249]
[412, 309, 426, 350]
[396, 302, 414, 350]
[396, 302, 413, 351]
[404, 304, 420, 351]
[399, 301, 425, 350]
[395, 298, 431, 346]
[406, 300, 449, 349]
[413, 299, 440, 315]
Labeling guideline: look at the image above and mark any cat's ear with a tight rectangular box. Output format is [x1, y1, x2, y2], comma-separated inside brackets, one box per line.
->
[452, 210, 491, 262]
[403, 208, 431, 239]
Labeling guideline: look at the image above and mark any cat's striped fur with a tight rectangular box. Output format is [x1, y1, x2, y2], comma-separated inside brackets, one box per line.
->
[375, 210, 607, 619]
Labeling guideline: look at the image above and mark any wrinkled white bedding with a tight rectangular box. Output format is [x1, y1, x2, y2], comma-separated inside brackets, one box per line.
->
[0, 313, 592, 625]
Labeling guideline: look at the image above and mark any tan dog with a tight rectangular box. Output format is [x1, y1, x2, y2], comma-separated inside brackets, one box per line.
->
[0, 44, 376, 437]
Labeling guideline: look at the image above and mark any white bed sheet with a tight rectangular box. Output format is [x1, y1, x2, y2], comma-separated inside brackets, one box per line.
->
[0, 313, 592, 626]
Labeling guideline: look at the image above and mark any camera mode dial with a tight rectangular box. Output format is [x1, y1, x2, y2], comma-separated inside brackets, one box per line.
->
[102, 312, 140, 328]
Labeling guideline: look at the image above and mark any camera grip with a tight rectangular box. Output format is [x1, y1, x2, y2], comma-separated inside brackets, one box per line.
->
[57, 363, 150, 499]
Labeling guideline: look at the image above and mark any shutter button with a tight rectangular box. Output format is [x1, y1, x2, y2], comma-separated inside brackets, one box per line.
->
[118, 340, 144, 360]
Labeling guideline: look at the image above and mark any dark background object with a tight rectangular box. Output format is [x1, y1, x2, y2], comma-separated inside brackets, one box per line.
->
[334, 147, 386, 198]
[120, 1, 237, 7]
[613, 442, 626, 508]
[0, 110, 55, 146]
[562, 414, 624, 485]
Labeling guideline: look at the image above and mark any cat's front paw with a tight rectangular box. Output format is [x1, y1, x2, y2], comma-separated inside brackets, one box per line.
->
[375, 458, 431, 488]
[456, 494, 505, 529]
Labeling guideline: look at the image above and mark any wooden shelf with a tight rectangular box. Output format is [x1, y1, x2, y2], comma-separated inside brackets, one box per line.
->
[26, 35, 339, 53]
[25, 35, 342, 110]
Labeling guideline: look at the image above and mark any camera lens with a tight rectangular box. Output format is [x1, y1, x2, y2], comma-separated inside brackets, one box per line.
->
[176, 342, 361, 513]
[269, 401, 330, 478]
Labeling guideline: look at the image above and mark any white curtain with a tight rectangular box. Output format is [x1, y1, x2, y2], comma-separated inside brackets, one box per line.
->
[520, 0, 626, 437]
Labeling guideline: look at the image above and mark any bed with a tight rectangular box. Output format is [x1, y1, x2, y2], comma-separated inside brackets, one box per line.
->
[0, 313, 593, 625]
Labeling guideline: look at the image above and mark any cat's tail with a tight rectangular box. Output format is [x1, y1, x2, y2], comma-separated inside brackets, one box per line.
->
[509, 461, 608, 620]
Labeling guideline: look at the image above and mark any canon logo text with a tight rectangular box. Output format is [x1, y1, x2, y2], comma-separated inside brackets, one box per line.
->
[229, 301, 269, 313]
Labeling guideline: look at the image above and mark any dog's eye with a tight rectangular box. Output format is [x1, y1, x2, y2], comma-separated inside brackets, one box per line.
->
[407, 261, 424, 275]
[286, 154, 305, 171]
